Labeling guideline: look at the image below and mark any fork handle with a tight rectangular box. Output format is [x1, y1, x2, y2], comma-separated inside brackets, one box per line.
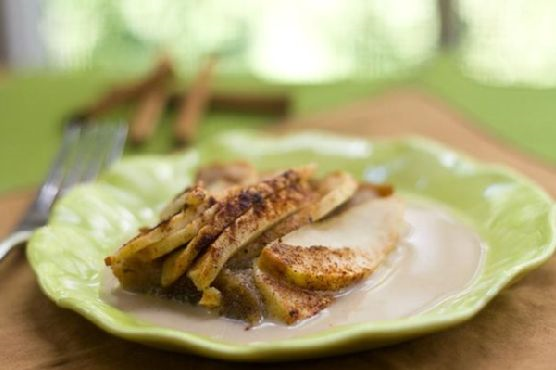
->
[0, 230, 33, 261]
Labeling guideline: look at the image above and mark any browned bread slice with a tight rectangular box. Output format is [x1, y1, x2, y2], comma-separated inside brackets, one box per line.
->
[159, 184, 209, 221]
[106, 255, 163, 293]
[308, 171, 358, 220]
[225, 209, 314, 270]
[161, 166, 315, 287]
[253, 262, 334, 325]
[226, 171, 358, 269]
[187, 183, 311, 290]
[106, 185, 211, 267]
[259, 243, 375, 291]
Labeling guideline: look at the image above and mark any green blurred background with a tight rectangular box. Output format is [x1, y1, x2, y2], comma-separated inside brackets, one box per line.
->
[1, 0, 555, 193]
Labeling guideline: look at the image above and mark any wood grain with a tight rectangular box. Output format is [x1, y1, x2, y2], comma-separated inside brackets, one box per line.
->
[1, 89, 555, 370]
[0, 188, 34, 236]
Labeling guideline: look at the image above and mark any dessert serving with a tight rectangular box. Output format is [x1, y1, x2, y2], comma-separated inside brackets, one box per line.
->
[104, 161, 405, 326]
[30, 131, 554, 359]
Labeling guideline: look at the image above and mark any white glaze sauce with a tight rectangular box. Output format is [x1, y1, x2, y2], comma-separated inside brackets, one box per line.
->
[100, 199, 485, 344]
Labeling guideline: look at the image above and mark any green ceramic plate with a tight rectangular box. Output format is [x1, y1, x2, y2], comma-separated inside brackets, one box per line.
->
[27, 131, 556, 361]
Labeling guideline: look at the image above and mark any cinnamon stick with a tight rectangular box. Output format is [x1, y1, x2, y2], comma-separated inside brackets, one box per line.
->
[75, 57, 173, 120]
[173, 56, 217, 145]
[168, 91, 290, 117]
[209, 93, 289, 117]
[129, 80, 168, 144]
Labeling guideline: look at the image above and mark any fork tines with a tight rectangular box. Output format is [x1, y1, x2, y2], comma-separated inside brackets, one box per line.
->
[20, 121, 127, 230]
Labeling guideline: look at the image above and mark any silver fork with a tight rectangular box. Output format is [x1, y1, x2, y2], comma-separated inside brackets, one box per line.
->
[0, 121, 127, 261]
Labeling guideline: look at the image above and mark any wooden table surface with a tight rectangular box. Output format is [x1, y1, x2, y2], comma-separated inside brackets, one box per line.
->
[1, 89, 555, 369]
